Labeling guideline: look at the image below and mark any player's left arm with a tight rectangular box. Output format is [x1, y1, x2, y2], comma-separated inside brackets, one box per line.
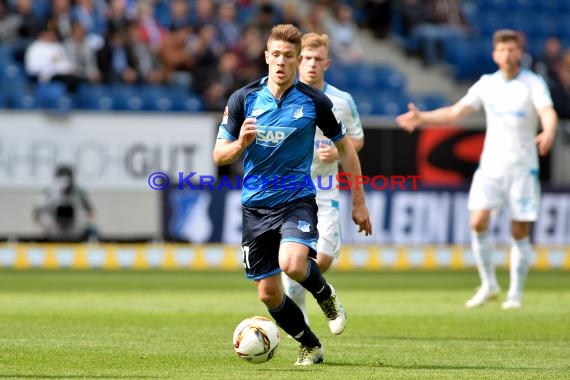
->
[334, 135, 372, 236]
[314, 90, 371, 235]
[536, 105, 558, 156]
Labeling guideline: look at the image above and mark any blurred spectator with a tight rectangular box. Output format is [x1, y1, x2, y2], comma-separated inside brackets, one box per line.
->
[190, 0, 217, 30]
[158, 24, 195, 86]
[188, 23, 225, 69]
[48, 0, 73, 40]
[96, 26, 138, 84]
[323, 2, 363, 64]
[64, 21, 101, 84]
[135, 0, 165, 52]
[106, 0, 130, 34]
[71, 0, 108, 50]
[33, 164, 98, 243]
[550, 49, 570, 119]
[280, 1, 302, 29]
[406, 0, 469, 65]
[300, 2, 329, 35]
[247, 1, 279, 40]
[230, 24, 265, 84]
[0, 0, 20, 42]
[215, 0, 241, 50]
[194, 50, 243, 111]
[166, 0, 191, 30]
[13, 0, 46, 39]
[125, 20, 162, 84]
[397, 0, 427, 38]
[361, 0, 391, 39]
[25, 22, 83, 92]
[534, 36, 563, 86]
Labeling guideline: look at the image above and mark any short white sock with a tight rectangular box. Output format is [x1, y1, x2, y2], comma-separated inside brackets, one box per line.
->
[471, 231, 498, 289]
[282, 273, 308, 324]
[508, 237, 532, 300]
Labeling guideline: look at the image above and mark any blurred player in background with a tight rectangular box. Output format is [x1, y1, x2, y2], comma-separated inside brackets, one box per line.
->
[396, 29, 558, 310]
[213, 24, 371, 365]
[282, 32, 364, 324]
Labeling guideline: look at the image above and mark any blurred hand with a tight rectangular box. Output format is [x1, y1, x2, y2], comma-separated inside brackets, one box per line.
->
[396, 103, 422, 133]
[239, 118, 257, 148]
[316, 142, 339, 163]
[535, 130, 555, 156]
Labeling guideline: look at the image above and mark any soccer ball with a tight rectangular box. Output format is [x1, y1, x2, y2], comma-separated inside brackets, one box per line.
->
[232, 316, 280, 364]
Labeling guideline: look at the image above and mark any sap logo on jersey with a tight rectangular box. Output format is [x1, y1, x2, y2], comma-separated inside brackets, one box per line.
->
[256, 126, 295, 147]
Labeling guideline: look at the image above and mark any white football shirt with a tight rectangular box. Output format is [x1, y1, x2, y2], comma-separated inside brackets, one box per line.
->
[312, 83, 364, 202]
[459, 69, 553, 175]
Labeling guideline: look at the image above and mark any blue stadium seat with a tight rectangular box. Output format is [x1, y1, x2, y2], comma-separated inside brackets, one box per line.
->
[170, 90, 205, 112]
[373, 64, 406, 94]
[35, 82, 73, 111]
[139, 85, 174, 111]
[477, 0, 511, 12]
[76, 84, 114, 111]
[509, 0, 533, 12]
[410, 93, 451, 111]
[373, 92, 408, 116]
[110, 85, 144, 111]
[531, 0, 563, 14]
[476, 11, 511, 36]
[349, 91, 374, 116]
[326, 65, 350, 89]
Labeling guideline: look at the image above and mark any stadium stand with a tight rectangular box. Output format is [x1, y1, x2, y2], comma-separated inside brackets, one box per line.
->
[0, 0, 451, 116]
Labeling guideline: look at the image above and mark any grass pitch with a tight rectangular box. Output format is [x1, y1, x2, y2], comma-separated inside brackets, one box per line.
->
[0, 270, 569, 379]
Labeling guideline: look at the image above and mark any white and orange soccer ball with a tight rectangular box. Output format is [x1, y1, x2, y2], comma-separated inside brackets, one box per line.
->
[232, 316, 280, 364]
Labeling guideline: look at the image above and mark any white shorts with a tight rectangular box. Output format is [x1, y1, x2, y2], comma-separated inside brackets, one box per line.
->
[468, 168, 540, 221]
[316, 198, 341, 258]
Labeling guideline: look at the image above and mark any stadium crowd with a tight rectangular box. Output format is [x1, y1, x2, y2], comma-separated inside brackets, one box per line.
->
[0, 0, 388, 111]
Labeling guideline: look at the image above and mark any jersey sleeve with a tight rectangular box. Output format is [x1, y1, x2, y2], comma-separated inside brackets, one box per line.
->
[458, 76, 484, 110]
[530, 74, 553, 110]
[217, 89, 246, 141]
[315, 93, 346, 142]
[342, 94, 364, 140]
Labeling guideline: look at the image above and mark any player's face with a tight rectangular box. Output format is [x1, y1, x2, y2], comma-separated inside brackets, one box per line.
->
[265, 40, 300, 87]
[492, 41, 522, 71]
[299, 46, 330, 86]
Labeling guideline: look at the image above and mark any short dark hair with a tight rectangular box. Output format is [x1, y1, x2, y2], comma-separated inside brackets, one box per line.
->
[267, 24, 302, 55]
[493, 29, 520, 47]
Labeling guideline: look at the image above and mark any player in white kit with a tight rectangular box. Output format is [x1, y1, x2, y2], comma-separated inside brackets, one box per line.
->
[396, 29, 558, 309]
[282, 33, 364, 323]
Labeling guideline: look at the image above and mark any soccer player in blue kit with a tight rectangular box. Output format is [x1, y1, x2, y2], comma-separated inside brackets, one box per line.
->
[213, 24, 372, 365]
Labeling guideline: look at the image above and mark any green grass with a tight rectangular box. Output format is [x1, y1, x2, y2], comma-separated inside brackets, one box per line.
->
[0, 270, 569, 379]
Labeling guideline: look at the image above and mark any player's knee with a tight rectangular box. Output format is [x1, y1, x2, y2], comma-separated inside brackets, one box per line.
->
[258, 288, 283, 309]
[317, 254, 334, 273]
[511, 228, 529, 240]
[470, 217, 489, 232]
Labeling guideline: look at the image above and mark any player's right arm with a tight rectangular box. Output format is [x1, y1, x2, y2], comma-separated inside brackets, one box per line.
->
[397, 78, 484, 132]
[396, 101, 475, 133]
[212, 89, 253, 166]
[213, 117, 257, 166]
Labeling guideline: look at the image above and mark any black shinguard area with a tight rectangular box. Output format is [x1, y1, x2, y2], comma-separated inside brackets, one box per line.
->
[299, 259, 332, 303]
[268, 295, 321, 347]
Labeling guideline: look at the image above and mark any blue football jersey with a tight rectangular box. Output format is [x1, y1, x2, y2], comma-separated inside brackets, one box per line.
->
[217, 77, 346, 207]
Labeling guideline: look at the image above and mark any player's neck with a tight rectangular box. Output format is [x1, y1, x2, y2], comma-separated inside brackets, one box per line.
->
[500, 66, 521, 80]
[303, 79, 325, 91]
[267, 81, 294, 101]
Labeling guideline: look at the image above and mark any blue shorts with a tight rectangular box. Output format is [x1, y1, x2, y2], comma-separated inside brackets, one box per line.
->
[241, 197, 319, 280]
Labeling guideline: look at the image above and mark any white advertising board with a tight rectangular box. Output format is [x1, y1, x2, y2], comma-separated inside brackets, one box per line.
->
[0, 113, 218, 190]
